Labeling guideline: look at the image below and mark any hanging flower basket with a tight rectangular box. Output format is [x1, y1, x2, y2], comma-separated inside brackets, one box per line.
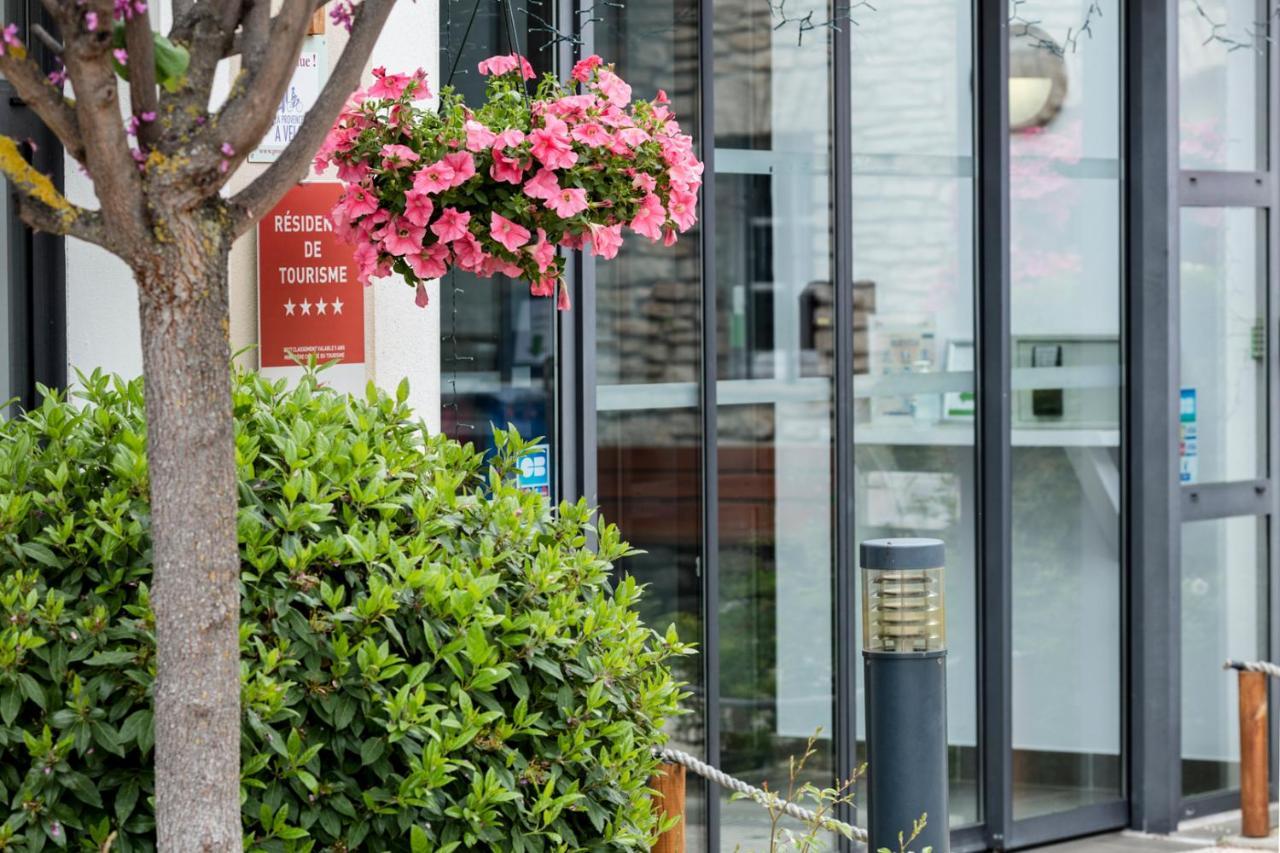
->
[319, 54, 704, 309]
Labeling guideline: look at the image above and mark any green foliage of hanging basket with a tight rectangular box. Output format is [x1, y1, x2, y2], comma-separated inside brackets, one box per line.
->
[0, 369, 691, 852]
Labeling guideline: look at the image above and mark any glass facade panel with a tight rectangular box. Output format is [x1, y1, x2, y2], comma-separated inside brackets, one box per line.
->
[1179, 208, 1267, 484]
[849, 0, 979, 828]
[1180, 516, 1269, 797]
[593, 3, 708, 848]
[438, 1, 557, 457]
[1178, 0, 1267, 171]
[1008, 0, 1124, 820]
[712, 3, 835, 847]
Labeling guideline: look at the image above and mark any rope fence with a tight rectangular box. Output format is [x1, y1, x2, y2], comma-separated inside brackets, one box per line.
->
[655, 747, 867, 844]
[652, 659, 1278, 849]
[1226, 659, 1280, 679]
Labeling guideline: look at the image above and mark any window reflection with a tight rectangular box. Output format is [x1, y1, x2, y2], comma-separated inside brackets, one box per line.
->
[1008, 0, 1123, 820]
[850, 0, 979, 828]
[593, 3, 709, 848]
[1178, 0, 1267, 171]
[713, 2, 836, 847]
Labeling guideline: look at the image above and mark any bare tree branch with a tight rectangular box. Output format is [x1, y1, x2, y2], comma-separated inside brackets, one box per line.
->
[239, 0, 271, 71]
[175, 2, 241, 114]
[208, 0, 319, 169]
[61, 5, 151, 255]
[124, 9, 160, 148]
[0, 46, 85, 162]
[171, 0, 194, 28]
[229, 0, 396, 233]
[0, 134, 108, 247]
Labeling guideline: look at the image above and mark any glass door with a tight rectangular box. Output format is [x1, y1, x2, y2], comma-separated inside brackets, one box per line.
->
[1006, 0, 1126, 832]
[1176, 0, 1275, 815]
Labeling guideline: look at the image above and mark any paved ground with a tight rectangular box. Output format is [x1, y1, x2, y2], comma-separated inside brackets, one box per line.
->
[1034, 806, 1279, 852]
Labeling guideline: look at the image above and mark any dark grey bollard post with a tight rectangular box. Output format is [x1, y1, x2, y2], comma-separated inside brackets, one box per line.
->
[861, 538, 949, 853]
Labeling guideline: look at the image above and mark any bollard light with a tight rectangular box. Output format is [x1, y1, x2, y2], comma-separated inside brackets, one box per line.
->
[862, 538, 950, 853]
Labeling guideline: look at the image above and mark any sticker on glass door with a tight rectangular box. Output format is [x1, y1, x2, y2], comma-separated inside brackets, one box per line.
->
[1180, 388, 1198, 484]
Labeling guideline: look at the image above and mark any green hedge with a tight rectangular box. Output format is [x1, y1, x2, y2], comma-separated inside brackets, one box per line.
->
[0, 370, 690, 852]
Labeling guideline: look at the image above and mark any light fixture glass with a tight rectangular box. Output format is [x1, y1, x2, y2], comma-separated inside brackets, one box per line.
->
[861, 538, 946, 654]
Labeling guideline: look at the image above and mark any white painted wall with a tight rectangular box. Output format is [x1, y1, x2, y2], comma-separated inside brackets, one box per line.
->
[63, 0, 442, 431]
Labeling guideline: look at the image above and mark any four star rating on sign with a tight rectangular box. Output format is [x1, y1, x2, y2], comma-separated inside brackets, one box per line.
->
[282, 297, 345, 317]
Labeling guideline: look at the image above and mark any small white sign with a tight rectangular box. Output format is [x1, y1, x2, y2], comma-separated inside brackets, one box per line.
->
[250, 37, 326, 163]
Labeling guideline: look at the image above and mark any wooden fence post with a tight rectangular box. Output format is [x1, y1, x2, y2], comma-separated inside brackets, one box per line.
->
[1238, 669, 1269, 838]
[650, 762, 686, 853]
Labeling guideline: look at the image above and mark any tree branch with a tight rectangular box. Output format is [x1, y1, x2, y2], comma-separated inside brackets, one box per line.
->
[170, 0, 194, 29]
[0, 135, 108, 248]
[164, 0, 242, 140]
[61, 5, 150, 254]
[239, 0, 270, 71]
[229, 0, 396, 234]
[210, 0, 314, 160]
[124, 9, 159, 148]
[0, 45, 85, 162]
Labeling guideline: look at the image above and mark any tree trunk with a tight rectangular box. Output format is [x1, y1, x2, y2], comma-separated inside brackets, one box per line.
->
[136, 213, 242, 852]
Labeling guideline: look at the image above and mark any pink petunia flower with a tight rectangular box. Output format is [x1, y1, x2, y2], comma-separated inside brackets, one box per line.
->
[492, 128, 526, 150]
[413, 160, 455, 194]
[335, 160, 371, 184]
[587, 223, 623, 259]
[630, 193, 666, 241]
[489, 212, 531, 253]
[570, 122, 608, 147]
[530, 276, 556, 297]
[595, 70, 632, 106]
[380, 143, 420, 169]
[529, 116, 577, 170]
[407, 242, 450, 280]
[442, 151, 476, 186]
[668, 190, 698, 231]
[477, 53, 536, 80]
[618, 127, 650, 149]
[452, 232, 488, 272]
[523, 168, 560, 203]
[489, 150, 524, 185]
[547, 186, 588, 218]
[571, 54, 603, 83]
[335, 187, 379, 220]
[408, 68, 433, 101]
[403, 188, 434, 227]
[632, 172, 657, 193]
[368, 67, 413, 100]
[382, 216, 426, 257]
[529, 227, 555, 272]
[431, 207, 471, 243]
[464, 120, 496, 152]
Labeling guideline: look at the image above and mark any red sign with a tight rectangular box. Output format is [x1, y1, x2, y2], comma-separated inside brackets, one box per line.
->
[258, 183, 364, 375]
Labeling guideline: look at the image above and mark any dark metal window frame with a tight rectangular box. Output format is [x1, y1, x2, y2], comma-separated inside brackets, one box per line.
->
[547, 0, 1278, 848]
[3, 0, 65, 412]
[1171, 0, 1280, 822]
